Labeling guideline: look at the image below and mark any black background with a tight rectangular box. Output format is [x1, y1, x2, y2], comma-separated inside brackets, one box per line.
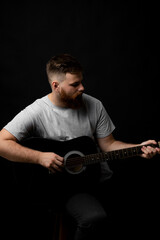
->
[0, 1, 160, 239]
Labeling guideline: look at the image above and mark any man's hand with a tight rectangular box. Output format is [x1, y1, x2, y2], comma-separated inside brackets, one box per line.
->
[140, 140, 160, 159]
[39, 152, 64, 173]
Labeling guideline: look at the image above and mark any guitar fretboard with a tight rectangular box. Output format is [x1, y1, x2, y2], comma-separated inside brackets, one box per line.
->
[83, 143, 156, 165]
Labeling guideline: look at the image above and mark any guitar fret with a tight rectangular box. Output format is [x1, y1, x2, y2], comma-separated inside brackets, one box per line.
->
[124, 150, 128, 157]
[119, 150, 124, 158]
[116, 150, 120, 158]
[108, 151, 114, 160]
[133, 146, 141, 155]
[104, 153, 109, 161]
[126, 148, 129, 157]
[87, 154, 97, 164]
[131, 147, 134, 156]
[106, 152, 111, 160]
[112, 151, 116, 160]
[99, 153, 103, 162]
[83, 142, 157, 166]
[117, 150, 120, 159]
[133, 147, 138, 155]
[86, 155, 92, 164]
[129, 148, 133, 157]
[108, 152, 113, 160]
[112, 151, 115, 159]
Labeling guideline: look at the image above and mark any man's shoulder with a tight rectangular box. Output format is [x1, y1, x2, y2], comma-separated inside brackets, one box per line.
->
[82, 93, 102, 109]
[83, 93, 101, 104]
[25, 95, 49, 113]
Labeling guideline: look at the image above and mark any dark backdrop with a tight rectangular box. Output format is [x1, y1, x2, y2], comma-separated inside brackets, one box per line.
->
[0, 1, 160, 239]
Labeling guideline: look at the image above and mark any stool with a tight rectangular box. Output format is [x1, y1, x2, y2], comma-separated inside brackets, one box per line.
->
[52, 212, 68, 240]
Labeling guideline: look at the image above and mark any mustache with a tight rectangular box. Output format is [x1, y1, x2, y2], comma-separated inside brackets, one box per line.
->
[74, 91, 83, 98]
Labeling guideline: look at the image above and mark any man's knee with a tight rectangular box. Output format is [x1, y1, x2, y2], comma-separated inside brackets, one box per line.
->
[65, 193, 107, 225]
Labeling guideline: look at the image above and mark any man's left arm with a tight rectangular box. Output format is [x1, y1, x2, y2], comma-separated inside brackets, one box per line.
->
[97, 134, 160, 159]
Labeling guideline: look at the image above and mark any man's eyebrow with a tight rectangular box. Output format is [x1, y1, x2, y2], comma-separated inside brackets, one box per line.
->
[69, 79, 83, 85]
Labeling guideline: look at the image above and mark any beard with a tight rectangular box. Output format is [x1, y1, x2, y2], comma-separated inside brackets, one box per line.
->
[59, 88, 84, 109]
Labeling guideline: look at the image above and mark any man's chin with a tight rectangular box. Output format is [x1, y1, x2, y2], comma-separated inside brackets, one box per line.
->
[67, 95, 83, 109]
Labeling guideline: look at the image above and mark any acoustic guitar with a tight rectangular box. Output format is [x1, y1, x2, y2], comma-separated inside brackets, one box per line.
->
[20, 136, 160, 175]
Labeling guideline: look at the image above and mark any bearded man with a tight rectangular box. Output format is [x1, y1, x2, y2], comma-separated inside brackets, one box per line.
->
[0, 54, 159, 240]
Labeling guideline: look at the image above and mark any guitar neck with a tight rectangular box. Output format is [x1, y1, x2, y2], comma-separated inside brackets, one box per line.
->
[84, 143, 158, 166]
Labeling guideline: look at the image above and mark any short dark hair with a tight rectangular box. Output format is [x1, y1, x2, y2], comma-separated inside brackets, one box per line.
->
[46, 54, 83, 84]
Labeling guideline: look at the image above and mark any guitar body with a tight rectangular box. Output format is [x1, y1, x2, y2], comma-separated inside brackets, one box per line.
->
[21, 135, 98, 167]
[14, 136, 101, 194]
[21, 135, 100, 174]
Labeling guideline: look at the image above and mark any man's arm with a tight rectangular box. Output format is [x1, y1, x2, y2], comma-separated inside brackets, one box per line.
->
[0, 128, 63, 173]
[97, 134, 159, 159]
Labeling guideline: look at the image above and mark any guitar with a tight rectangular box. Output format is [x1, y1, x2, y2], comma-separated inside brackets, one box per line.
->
[20, 136, 160, 175]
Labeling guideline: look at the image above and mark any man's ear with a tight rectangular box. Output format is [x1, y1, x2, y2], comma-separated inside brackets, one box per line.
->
[51, 81, 59, 91]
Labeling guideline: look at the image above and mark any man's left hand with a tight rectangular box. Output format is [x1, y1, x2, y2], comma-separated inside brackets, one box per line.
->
[140, 140, 160, 159]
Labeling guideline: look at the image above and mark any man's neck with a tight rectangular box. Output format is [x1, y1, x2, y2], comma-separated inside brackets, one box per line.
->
[48, 93, 67, 108]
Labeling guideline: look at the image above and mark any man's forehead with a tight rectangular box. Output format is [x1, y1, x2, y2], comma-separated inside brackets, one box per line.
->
[65, 72, 83, 82]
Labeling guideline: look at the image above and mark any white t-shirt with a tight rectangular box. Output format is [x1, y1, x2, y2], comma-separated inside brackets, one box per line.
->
[4, 93, 115, 142]
[4, 93, 115, 180]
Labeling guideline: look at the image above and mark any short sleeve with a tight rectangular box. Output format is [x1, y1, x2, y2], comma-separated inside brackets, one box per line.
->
[4, 107, 35, 141]
[95, 102, 115, 138]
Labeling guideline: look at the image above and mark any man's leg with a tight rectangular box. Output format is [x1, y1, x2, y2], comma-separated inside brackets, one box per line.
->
[65, 192, 107, 240]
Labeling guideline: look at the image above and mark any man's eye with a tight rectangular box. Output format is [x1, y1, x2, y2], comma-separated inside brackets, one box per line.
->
[71, 83, 79, 87]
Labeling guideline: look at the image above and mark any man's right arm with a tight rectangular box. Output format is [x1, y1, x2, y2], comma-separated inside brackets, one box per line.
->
[0, 128, 63, 173]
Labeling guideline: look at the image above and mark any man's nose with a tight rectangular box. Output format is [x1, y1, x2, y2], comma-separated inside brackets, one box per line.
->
[78, 83, 85, 92]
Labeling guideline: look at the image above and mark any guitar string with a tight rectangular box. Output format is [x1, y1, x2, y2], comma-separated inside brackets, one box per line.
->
[65, 144, 156, 167]
[65, 150, 134, 166]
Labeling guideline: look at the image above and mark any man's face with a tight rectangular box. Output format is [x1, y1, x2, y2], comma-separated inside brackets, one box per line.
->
[58, 72, 85, 109]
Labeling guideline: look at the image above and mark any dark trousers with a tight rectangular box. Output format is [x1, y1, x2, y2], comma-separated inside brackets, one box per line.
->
[65, 192, 107, 240]
[4, 165, 110, 240]
[48, 169, 110, 240]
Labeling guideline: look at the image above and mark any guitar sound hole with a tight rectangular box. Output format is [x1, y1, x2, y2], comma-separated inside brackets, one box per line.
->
[64, 150, 84, 174]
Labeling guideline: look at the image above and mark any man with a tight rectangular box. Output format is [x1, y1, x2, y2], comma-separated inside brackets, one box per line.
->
[0, 54, 159, 239]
